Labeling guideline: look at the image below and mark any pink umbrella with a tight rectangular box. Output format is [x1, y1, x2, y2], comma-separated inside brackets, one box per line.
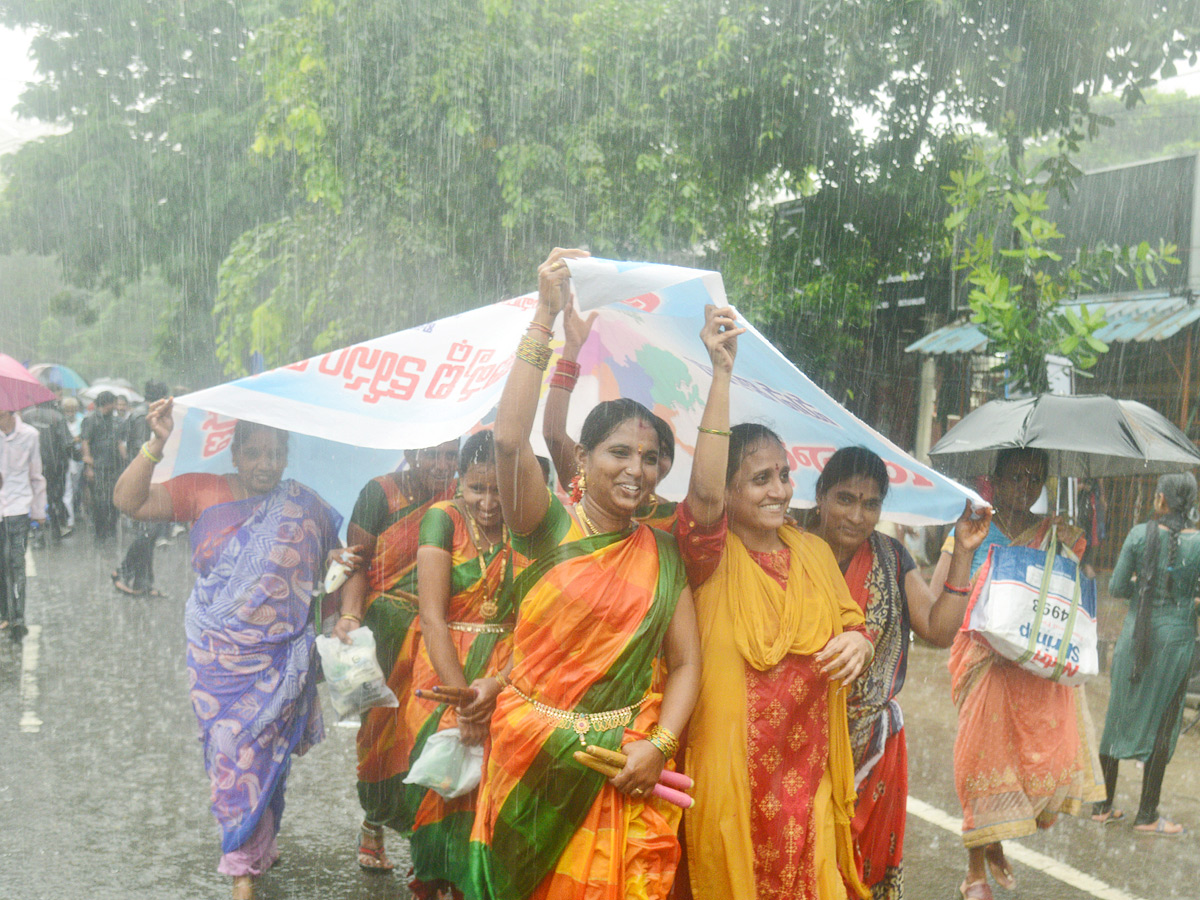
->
[0, 353, 56, 411]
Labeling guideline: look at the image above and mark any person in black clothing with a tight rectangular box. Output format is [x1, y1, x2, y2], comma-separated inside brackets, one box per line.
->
[21, 396, 76, 542]
[80, 391, 125, 541]
[113, 382, 170, 595]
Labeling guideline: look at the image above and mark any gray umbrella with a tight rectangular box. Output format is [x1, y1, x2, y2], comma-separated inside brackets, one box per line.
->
[929, 393, 1200, 479]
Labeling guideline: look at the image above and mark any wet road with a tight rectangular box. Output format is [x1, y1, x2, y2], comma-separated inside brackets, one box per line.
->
[2, 533, 1197, 899]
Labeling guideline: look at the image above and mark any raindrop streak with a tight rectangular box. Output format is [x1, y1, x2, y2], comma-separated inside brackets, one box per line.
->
[19, 624, 43, 734]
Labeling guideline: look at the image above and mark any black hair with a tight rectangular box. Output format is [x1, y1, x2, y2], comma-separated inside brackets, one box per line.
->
[651, 414, 675, 461]
[578, 399, 657, 452]
[993, 447, 1048, 479]
[143, 380, 169, 403]
[95, 390, 117, 407]
[726, 423, 785, 486]
[816, 446, 890, 502]
[231, 420, 289, 455]
[459, 430, 496, 475]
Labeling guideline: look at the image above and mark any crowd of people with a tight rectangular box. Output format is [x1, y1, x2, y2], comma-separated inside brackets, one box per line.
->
[3, 248, 1198, 900]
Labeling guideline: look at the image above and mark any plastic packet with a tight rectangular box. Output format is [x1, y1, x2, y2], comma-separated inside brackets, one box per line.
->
[403, 728, 484, 799]
[314, 626, 399, 719]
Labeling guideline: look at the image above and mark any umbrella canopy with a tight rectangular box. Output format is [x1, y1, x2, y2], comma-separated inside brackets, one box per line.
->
[80, 380, 144, 404]
[28, 363, 89, 391]
[0, 354, 56, 411]
[930, 393, 1200, 479]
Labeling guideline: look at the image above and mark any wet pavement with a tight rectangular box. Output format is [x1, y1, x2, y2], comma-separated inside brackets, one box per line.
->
[2, 532, 1198, 899]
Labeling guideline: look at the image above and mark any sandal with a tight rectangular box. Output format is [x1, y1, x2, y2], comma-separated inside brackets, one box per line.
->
[1091, 808, 1125, 825]
[984, 845, 1015, 890]
[358, 822, 394, 872]
[1134, 817, 1186, 836]
[960, 880, 994, 900]
[232, 874, 254, 900]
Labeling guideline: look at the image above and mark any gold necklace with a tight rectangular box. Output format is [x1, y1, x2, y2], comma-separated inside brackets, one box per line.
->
[575, 502, 603, 536]
[461, 504, 507, 619]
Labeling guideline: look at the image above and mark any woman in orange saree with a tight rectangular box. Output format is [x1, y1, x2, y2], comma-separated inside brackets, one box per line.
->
[674, 309, 873, 900]
[938, 448, 1104, 900]
[465, 247, 701, 900]
[334, 441, 459, 870]
[404, 430, 525, 899]
[811, 446, 987, 900]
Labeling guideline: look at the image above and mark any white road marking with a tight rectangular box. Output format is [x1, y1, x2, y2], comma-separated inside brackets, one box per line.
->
[906, 795, 1148, 900]
[18, 624, 43, 733]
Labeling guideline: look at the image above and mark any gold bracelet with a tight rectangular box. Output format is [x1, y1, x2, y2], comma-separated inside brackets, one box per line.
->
[140, 442, 162, 464]
[516, 334, 553, 370]
[526, 320, 553, 337]
[647, 723, 680, 759]
[339, 612, 361, 623]
[698, 427, 731, 437]
[494, 672, 509, 689]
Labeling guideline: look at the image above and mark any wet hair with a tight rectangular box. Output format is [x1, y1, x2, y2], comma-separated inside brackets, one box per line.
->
[231, 420, 289, 455]
[143, 380, 169, 403]
[459, 430, 496, 475]
[816, 446, 890, 502]
[95, 390, 117, 407]
[578, 399, 657, 452]
[992, 447, 1048, 479]
[651, 414, 675, 462]
[726, 423, 785, 486]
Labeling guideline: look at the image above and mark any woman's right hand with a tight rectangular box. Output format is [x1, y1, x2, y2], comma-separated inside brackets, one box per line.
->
[332, 614, 361, 644]
[700, 305, 745, 375]
[537, 248, 590, 316]
[146, 397, 175, 444]
[562, 301, 599, 357]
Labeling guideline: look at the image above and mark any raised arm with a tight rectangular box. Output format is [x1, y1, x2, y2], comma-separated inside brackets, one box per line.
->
[907, 502, 992, 647]
[542, 301, 598, 492]
[113, 397, 176, 522]
[496, 247, 590, 534]
[682, 306, 744, 526]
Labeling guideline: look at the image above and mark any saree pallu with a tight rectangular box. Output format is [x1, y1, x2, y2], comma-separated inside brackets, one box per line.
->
[687, 527, 869, 900]
[950, 520, 1104, 848]
[184, 479, 342, 859]
[467, 512, 686, 900]
[845, 534, 909, 900]
[406, 504, 524, 896]
[357, 475, 455, 829]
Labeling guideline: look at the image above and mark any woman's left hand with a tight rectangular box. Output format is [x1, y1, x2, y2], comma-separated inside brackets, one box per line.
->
[458, 676, 503, 725]
[608, 739, 665, 799]
[816, 631, 874, 684]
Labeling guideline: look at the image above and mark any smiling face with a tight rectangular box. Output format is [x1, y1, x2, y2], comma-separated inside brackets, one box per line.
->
[231, 429, 288, 496]
[725, 439, 793, 542]
[460, 461, 502, 534]
[409, 440, 459, 495]
[577, 417, 661, 522]
[817, 474, 883, 561]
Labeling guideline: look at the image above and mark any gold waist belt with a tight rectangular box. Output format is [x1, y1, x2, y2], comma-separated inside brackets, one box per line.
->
[447, 621, 513, 634]
[510, 684, 650, 745]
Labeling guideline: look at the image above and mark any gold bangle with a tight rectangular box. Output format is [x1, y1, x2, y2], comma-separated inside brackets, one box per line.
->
[516, 334, 553, 370]
[494, 672, 509, 689]
[647, 723, 680, 759]
[140, 442, 162, 464]
[526, 321, 553, 337]
[339, 613, 361, 623]
[698, 427, 731, 437]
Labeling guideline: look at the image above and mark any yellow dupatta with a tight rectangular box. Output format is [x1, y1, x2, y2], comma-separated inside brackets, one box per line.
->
[686, 526, 869, 900]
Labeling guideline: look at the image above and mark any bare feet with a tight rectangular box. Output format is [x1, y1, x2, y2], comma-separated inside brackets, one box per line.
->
[232, 874, 254, 900]
[984, 843, 1015, 890]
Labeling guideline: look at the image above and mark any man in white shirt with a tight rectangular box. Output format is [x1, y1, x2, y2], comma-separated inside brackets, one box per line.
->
[0, 408, 47, 641]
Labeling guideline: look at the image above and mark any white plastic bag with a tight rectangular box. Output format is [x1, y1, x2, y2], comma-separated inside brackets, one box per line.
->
[314, 626, 399, 719]
[403, 728, 484, 799]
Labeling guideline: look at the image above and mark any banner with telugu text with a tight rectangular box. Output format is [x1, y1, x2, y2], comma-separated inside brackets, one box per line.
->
[160, 258, 979, 528]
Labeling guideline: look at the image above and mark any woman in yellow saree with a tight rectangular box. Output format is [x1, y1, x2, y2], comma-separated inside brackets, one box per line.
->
[464, 247, 701, 900]
[674, 307, 873, 900]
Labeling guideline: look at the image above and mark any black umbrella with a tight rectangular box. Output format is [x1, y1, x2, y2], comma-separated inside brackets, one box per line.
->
[929, 393, 1200, 479]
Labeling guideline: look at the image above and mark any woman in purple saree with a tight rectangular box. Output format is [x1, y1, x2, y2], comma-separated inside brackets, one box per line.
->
[115, 399, 342, 900]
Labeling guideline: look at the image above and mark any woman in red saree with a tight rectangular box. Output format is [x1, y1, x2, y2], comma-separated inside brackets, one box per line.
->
[673, 309, 872, 900]
[464, 247, 701, 900]
[810, 446, 987, 899]
[932, 448, 1104, 900]
[334, 440, 459, 870]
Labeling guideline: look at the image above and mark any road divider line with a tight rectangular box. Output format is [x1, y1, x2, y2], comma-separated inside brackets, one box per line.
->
[19, 624, 43, 733]
[906, 795, 1148, 900]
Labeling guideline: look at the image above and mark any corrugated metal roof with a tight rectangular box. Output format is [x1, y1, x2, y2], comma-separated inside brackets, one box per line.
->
[905, 291, 1200, 355]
